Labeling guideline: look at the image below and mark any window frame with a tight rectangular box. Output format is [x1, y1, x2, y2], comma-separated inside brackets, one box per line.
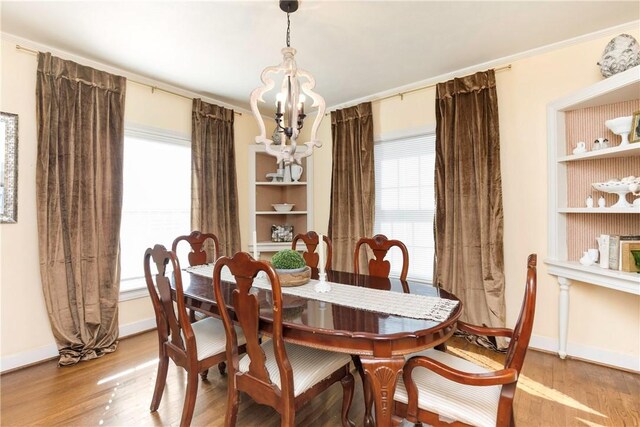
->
[373, 125, 437, 285]
[119, 123, 191, 301]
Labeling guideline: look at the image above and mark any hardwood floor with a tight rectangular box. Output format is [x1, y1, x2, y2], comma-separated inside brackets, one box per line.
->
[1, 331, 638, 426]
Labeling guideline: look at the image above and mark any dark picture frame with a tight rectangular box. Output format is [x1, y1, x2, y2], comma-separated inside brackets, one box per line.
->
[631, 111, 640, 144]
[1, 112, 18, 223]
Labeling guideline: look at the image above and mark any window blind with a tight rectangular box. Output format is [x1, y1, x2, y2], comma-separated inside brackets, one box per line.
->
[374, 132, 436, 282]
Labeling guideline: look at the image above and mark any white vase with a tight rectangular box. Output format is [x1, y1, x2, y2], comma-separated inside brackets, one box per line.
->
[291, 164, 303, 182]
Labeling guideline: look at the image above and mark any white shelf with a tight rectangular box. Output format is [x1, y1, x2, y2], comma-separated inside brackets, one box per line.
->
[558, 143, 640, 162]
[249, 242, 293, 252]
[558, 207, 640, 213]
[256, 182, 307, 186]
[545, 259, 640, 295]
[256, 211, 308, 215]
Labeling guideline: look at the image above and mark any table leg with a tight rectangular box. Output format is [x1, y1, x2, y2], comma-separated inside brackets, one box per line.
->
[359, 355, 405, 427]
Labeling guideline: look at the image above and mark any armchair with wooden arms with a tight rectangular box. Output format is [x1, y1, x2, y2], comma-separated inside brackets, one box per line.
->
[291, 231, 332, 270]
[213, 252, 355, 427]
[393, 254, 537, 427]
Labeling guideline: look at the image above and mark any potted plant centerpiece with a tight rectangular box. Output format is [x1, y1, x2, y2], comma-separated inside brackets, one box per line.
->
[271, 249, 311, 286]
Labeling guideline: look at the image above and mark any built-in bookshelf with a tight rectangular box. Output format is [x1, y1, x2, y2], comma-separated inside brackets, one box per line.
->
[248, 145, 313, 256]
[545, 66, 640, 360]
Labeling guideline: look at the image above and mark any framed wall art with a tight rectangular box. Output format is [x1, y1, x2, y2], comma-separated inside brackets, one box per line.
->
[1, 112, 18, 223]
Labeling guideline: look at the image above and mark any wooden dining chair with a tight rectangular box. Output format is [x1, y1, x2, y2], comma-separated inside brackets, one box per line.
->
[144, 244, 246, 427]
[172, 230, 220, 267]
[352, 234, 410, 424]
[393, 254, 538, 427]
[213, 251, 355, 427]
[354, 234, 409, 281]
[291, 231, 332, 270]
[172, 231, 220, 324]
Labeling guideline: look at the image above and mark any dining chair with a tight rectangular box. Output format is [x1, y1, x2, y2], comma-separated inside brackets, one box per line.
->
[353, 234, 409, 281]
[172, 231, 220, 325]
[393, 254, 538, 427]
[144, 244, 246, 427]
[291, 231, 332, 270]
[212, 251, 355, 427]
[172, 230, 220, 267]
[352, 234, 411, 424]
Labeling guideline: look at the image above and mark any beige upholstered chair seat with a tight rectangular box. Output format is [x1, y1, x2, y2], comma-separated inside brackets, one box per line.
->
[395, 349, 501, 427]
[239, 340, 352, 397]
[182, 317, 246, 361]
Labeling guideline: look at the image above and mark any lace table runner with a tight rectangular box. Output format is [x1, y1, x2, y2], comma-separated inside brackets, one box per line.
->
[185, 264, 459, 322]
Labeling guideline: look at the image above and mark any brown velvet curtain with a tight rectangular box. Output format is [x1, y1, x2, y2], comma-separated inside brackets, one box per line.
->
[328, 102, 375, 272]
[36, 52, 126, 366]
[434, 70, 506, 332]
[191, 99, 241, 257]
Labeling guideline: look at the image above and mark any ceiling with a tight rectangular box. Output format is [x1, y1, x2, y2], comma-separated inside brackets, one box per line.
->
[2, 1, 639, 111]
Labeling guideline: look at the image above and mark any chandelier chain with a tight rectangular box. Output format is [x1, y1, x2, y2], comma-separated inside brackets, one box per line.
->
[286, 12, 291, 47]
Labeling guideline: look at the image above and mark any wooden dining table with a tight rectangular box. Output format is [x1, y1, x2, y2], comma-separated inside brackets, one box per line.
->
[174, 267, 462, 427]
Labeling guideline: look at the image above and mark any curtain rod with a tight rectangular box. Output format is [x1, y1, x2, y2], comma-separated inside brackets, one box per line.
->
[327, 63, 512, 115]
[15, 44, 242, 116]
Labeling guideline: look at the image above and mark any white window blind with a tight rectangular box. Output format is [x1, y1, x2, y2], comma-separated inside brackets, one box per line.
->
[374, 132, 436, 282]
[120, 133, 191, 293]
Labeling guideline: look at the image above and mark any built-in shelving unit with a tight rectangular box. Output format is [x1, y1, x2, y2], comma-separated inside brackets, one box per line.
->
[545, 66, 640, 360]
[248, 145, 313, 257]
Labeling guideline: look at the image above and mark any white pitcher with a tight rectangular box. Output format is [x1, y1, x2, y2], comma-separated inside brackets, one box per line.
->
[291, 164, 303, 182]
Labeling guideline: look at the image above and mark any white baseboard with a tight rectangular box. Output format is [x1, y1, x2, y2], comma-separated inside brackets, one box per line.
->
[0, 317, 156, 373]
[529, 334, 640, 372]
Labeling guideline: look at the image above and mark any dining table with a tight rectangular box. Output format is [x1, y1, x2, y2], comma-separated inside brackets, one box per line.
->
[174, 266, 462, 427]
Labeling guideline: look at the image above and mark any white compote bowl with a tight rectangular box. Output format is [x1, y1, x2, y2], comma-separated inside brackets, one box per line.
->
[592, 178, 639, 208]
[605, 116, 633, 146]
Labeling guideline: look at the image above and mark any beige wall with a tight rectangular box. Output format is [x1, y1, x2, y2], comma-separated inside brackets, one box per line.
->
[2, 26, 639, 369]
[312, 29, 640, 363]
[0, 38, 259, 365]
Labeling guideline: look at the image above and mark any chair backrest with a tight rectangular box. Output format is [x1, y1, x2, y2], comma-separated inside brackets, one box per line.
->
[504, 254, 537, 372]
[292, 231, 333, 270]
[144, 244, 195, 358]
[213, 252, 295, 399]
[172, 231, 220, 266]
[353, 234, 409, 280]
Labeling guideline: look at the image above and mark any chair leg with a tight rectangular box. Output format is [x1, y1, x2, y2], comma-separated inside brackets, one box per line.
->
[281, 405, 295, 427]
[340, 372, 356, 427]
[150, 355, 169, 412]
[352, 356, 373, 427]
[225, 386, 240, 427]
[218, 361, 227, 375]
[180, 369, 199, 427]
[200, 369, 209, 381]
[434, 342, 447, 352]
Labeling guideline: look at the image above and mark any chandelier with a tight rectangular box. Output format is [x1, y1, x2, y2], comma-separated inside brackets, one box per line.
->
[250, 0, 325, 165]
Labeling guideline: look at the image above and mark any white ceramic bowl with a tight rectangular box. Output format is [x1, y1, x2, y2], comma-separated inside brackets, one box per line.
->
[272, 203, 294, 212]
[605, 116, 633, 145]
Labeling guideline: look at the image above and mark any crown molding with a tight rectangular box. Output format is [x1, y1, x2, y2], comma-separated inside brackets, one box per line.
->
[328, 20, 640, 111]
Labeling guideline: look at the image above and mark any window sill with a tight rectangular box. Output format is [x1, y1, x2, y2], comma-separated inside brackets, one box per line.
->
[119, 278, 149, 302]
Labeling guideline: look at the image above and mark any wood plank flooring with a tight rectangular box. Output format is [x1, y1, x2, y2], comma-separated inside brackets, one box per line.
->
[1, 331, 638, 426]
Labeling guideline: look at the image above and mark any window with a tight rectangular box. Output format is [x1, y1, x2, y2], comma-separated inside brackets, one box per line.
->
[374, 131, 436, 283]
[120, 129, 191, 294]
